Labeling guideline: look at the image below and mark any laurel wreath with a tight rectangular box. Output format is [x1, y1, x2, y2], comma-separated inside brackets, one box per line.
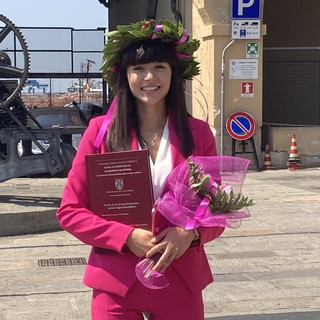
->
[101, 20, 200, 89]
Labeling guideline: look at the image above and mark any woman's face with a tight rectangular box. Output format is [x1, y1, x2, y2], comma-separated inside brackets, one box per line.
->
[127, 61, 172, 107]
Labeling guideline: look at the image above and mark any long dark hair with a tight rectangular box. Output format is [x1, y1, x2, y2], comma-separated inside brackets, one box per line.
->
[107, 39, 194, 157]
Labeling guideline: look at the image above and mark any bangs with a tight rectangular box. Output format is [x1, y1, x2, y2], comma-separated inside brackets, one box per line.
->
[120, 40, 177, 67]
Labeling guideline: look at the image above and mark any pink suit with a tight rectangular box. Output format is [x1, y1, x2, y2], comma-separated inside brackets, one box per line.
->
[56, 114, 224, 300]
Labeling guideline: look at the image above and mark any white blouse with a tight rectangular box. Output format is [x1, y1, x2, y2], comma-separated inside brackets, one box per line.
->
[139, 118, 173, 202]
[150, 118, 172, 201]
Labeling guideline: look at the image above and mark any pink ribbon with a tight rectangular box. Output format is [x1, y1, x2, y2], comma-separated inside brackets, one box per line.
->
[176, 52, 191, 59]
[111, 65, 118, 72]
[175, 29, 188, 45]
[151, 24, 189, 48]
[151, 24, 163, 39]
[185, 197, 210, 230]
[93, 96, 117, 148]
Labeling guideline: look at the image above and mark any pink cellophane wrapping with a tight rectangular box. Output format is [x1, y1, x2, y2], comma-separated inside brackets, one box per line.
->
[136, 156, 252, 289]
[156, 155, 251, 229]
[135, 253, 169, 289]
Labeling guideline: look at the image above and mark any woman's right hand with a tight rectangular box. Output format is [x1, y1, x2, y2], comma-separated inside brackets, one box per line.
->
[126, 228, 154, 257]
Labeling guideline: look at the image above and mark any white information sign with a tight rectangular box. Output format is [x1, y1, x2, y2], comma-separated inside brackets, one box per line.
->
[231, 20, 260, 39]
[229, 59, 258, 79]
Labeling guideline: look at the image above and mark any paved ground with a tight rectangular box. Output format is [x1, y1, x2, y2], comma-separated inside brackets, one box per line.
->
[0, 167, 319, 319]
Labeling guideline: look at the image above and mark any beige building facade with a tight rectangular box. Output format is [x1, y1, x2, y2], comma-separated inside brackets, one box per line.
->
[191, 0, 264, 165]
[108, 0, 320, 168]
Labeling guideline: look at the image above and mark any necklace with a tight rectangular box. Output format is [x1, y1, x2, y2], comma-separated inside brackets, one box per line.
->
[150, 133, 158, 148]
[141, 132, 159, 149]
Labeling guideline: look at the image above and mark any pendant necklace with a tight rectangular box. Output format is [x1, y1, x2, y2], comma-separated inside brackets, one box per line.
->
[150, 133, 158, 148]
[141, 131, 159, 149]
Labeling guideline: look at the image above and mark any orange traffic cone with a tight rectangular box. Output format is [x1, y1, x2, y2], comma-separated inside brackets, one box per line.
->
[287, 134, 301, 170]
[263, 144, 275, 170]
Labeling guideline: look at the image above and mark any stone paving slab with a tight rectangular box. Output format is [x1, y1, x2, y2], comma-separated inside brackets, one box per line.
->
[0, 168, 320, 319]
[0, 231, 91, 320]
[202, 168, 320, 318]
[0, 177, 65, 236]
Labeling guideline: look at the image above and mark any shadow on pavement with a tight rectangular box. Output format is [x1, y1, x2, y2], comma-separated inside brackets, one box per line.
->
[206, 311, 320, 320]
[0, 195, 60, 207]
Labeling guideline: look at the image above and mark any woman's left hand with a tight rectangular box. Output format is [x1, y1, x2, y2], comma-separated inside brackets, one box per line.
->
[145, 227, 195, 273]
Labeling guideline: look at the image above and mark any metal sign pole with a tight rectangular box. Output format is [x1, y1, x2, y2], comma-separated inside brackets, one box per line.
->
[220, 39, 236, 155]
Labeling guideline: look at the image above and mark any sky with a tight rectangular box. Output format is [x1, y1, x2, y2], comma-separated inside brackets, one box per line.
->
[1, 0, 108, 94]
[1, 0, 108, 29]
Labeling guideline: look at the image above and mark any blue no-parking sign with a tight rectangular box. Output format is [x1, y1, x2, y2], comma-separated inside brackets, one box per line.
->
[226, 111, 256, 140]
[232, 0, 261, 19]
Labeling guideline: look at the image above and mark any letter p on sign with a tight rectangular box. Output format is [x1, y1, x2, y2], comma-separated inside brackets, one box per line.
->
[232, 0, 261, 19]
[238, 0, 254, 15]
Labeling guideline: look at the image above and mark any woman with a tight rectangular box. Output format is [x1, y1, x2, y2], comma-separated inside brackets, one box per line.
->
[57, 20, 224, 320]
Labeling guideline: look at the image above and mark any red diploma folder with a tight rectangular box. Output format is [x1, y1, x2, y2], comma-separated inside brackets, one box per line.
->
[85, 149, 154, 230]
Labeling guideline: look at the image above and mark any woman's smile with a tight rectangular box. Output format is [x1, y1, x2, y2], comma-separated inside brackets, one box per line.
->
[141, 86, 160, 91]
[127, 62, 172, 106]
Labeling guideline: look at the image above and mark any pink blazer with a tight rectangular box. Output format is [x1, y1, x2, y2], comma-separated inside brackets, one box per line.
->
[56, 114, 224, 297]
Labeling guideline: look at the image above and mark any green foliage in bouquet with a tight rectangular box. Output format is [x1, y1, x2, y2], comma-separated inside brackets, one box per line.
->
[187, 159, 254, 214]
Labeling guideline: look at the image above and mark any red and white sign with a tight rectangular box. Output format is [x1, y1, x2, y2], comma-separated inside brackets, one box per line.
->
[226, 111, 256, 140]
[241, 81, 254, 97]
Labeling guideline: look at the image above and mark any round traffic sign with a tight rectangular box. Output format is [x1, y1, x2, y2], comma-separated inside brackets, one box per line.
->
[226, 111, 256, 140]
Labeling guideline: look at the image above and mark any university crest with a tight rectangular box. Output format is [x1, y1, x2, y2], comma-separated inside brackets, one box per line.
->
[115, 178, 124, 191]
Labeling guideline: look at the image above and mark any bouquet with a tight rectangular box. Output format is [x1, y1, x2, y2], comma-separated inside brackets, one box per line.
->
[135, 155, 254, 289]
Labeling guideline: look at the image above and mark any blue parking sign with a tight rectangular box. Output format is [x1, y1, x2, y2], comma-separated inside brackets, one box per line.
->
[232, 0, 261, 19]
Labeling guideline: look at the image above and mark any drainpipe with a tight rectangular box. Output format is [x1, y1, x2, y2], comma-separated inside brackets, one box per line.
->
[220, 39, 236, 155]
[170, 0, 183, 23]
[147, 0, 159, 20]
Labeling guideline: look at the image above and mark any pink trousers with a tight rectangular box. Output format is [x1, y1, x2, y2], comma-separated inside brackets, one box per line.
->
[91, 267, 204, 320]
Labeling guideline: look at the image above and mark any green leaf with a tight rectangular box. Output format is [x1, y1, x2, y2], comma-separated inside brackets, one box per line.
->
[117, 25, 130, 33]
[127, 30, 147, 38]
[107, 30, 121, 38]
